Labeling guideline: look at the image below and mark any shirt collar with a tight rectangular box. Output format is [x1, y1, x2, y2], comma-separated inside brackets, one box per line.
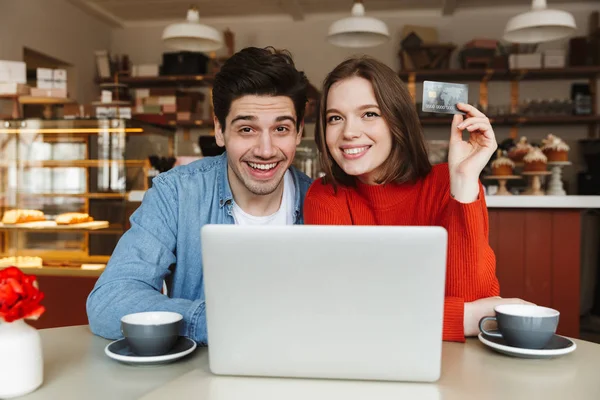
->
[218, 152, 303, 222]
[288, 166, 304, 223]
[217, 152, 233, 208]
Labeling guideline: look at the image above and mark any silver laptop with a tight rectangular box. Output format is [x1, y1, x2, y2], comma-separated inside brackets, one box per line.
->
[201, 225, 447, 382]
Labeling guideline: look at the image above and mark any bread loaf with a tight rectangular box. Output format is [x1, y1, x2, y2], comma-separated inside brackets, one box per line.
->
[55, 212, 93, 225]
[1, 209, 46, 224]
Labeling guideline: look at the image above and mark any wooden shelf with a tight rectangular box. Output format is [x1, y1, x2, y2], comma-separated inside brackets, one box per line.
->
[419, 117, 455, 125]
[168, 119, 213, 128]
[98, 82, 128, 88]
[0, 265, 105, 278]
[15, 192, 129, 199]
[96, 74, 215, 88]
[18, 96, 76, 105]
[399, 66, 600, 82]
[0, 251, 110, 264]
[91, 101, 131, 106]
[509, 66, 600, 81]
[96, 75, 216, 128]
[132, 114, 213, 130]
[0, 159, 148, 168]
[420, 114, 600, 126]
[0, 223, 124, 234]
[400, 69, 493, 82]
[509, 115, 600, 125]
[0, 124, 146, 136]
[0, 129, 165, 138]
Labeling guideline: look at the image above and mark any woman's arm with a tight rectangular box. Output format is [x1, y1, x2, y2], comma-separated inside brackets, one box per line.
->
[441, 104, 530, 341]
[436, 182, 500, 342]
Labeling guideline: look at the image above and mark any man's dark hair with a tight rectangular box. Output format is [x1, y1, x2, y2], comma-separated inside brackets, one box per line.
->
[212, 47, 308, 130]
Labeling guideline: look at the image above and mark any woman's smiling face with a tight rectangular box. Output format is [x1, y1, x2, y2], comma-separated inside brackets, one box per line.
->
[325, 76, 393, 184]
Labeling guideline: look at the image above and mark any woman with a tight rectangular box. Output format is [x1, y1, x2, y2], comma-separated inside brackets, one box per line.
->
[304, 57, 529, 342]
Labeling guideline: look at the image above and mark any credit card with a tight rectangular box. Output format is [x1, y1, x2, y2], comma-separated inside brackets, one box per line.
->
[422, 81, 468, 115]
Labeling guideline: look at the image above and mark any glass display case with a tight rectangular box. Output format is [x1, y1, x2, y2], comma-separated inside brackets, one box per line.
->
[0, 118, 172, 275]
[292, 138, 321, 180]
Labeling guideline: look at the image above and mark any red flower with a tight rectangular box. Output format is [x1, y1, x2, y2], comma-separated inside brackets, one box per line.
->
[0, 266, 45, 323]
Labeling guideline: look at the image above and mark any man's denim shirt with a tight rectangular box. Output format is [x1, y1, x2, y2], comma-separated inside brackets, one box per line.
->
[86, 152, 312, 344]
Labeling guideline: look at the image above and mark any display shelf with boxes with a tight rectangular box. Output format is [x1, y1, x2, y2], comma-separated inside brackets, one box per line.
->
[96, 74, 216, 88]
[399, 66, 600, 138]
[0, 118, 171, 277]
[398, 66, 600, 82]
[419, 114, 600, 126]
[95, 74, 214, 131]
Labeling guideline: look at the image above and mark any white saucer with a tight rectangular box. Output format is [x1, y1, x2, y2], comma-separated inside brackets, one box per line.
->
[478, 333, 576, 359]
[105, 336, 197, 365]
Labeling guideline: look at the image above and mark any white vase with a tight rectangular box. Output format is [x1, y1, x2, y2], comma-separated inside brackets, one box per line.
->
[0, 319, 44, 398]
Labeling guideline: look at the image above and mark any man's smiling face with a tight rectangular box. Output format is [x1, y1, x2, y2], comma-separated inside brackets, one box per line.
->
[215, 95, 303, 196]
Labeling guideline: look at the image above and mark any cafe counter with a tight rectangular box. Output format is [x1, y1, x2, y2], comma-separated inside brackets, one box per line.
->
[485, 195, 600, 208]
[485, 195, 600, 339]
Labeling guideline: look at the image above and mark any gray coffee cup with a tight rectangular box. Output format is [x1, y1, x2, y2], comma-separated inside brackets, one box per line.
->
[479, 304, 559, 349]
[121, 311, 183, 356]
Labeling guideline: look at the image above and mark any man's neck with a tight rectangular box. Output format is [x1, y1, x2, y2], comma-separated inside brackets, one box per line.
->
[228, 166, 286, 217]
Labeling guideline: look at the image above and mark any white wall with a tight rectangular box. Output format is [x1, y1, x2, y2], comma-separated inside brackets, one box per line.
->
[111, 2, 600, 191]
[110, 3, 600, 133]
[0, 0, 113, 103]
[112, 3, 600, 190]
[111, 3, 598, 84]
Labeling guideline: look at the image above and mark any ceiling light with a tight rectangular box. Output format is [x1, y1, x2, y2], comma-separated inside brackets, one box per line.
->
[327, 0, 390, 48]
[162, 6, 223, 52]
[503, 0, 576, 44]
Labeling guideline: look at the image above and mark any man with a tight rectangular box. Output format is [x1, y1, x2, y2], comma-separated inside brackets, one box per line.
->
[87, 47, 312, 344]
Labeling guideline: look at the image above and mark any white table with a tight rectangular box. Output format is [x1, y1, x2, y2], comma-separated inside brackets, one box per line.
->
[16, 325, 600, 400]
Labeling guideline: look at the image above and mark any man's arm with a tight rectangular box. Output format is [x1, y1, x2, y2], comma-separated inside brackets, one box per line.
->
[86, 176, 207, 343]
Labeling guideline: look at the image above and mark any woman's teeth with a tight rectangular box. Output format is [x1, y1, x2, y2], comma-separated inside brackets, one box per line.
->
[248, 162, 277, 171]
[343, 146, 369, 155]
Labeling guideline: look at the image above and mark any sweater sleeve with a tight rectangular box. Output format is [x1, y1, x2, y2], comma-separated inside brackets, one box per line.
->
[433, 170, 500, 342]
[303, 179, 353, 225]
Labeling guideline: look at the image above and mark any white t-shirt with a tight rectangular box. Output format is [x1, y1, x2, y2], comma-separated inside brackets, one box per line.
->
[232, 170, 295, 225]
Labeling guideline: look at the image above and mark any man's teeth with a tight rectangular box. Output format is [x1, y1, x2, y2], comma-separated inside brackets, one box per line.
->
[343, 146, 369, 155]
[248, 162, 277, 170]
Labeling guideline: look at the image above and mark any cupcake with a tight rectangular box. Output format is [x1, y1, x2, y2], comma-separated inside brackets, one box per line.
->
[491, 151, 515, 176]
[523, 147, 548, 172]
[541, 134, 569, 162]
[508, 137, 533, 162]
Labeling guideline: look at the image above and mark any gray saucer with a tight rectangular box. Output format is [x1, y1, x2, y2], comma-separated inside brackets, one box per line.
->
[478, 332, 576, 359]
[105, 336, 197, 365]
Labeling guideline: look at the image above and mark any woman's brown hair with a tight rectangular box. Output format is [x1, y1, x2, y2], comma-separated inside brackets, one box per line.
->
[315, 56, 432, 187]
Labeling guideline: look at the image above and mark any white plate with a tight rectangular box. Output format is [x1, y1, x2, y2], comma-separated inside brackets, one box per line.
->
[478, 333, 576, 359]
[105, 336, 197, 365]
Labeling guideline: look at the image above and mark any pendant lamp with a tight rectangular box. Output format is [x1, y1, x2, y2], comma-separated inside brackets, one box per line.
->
[162, 6, 223, 52]
[503, 0, 576, 44]
[327, 0, 390, 48]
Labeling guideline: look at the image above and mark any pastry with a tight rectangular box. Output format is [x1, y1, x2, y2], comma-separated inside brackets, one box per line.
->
[491, 152, 515, 176]
[541, 134, 569, 162]
[55, 212, 94, 225]
[523, 147, 548, 172]
[0, 256, 43, 268]
[1, 209, 45, 224]
[507, 137, 533, 162]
